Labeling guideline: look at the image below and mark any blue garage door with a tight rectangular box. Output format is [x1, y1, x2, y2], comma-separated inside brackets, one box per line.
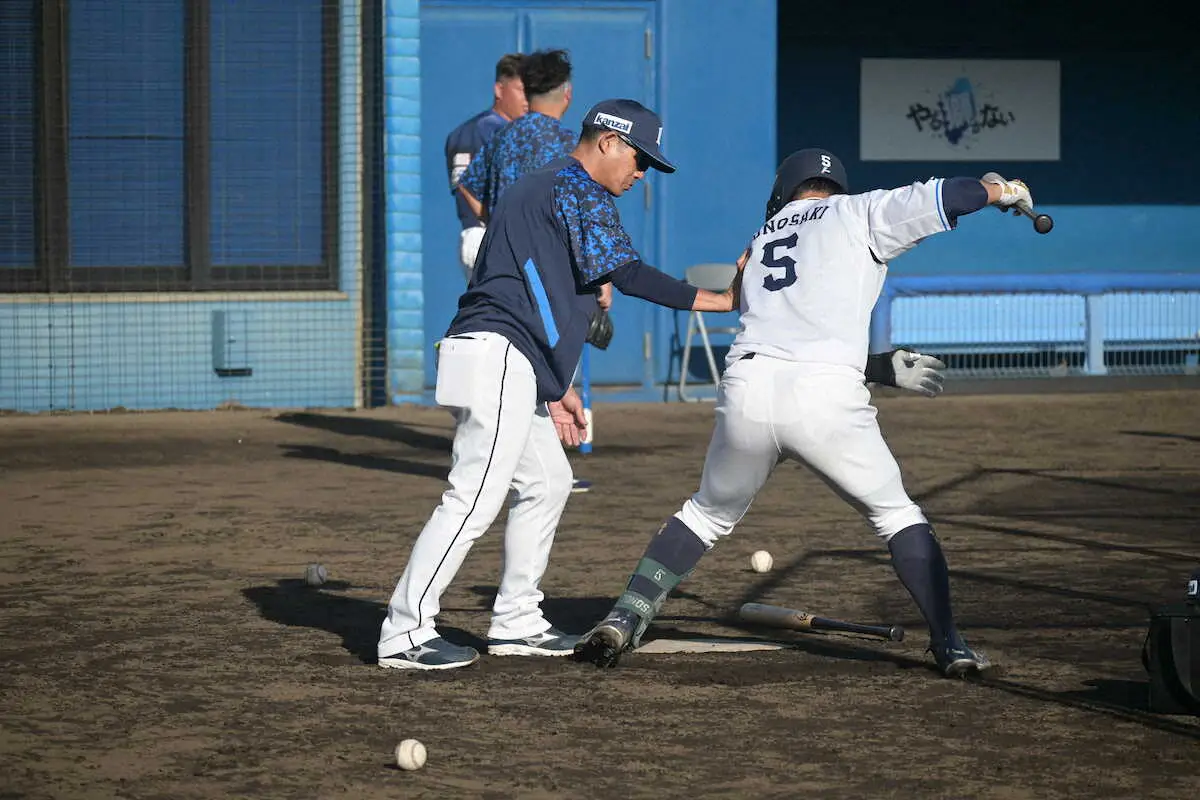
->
[419, 1, 656, 389]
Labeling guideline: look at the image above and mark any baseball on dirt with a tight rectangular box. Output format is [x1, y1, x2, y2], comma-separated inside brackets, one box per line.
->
[750, 550, 773, 573]
[303, 563, 328, 586]
[395, 739, 427, 771]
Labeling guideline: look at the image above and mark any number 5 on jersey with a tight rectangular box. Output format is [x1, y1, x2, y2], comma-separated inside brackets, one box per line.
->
[761, 233, 798, 292]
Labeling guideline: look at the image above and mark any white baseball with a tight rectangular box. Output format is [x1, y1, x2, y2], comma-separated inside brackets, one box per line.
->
[750, 550, 773, 573]
[395, 739, 427, 771]
[304, 564, 328, 586]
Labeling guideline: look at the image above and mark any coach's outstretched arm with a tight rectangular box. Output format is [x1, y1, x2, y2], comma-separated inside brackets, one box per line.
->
[604, 247, 747, 313]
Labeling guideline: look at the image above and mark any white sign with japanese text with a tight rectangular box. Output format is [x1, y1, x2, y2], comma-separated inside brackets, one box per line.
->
[860, 59, 1060, 161]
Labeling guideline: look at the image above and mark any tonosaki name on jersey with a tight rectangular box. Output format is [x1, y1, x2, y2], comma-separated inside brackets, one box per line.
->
[751, 204, 830, 241]
[727, 178, 952, 372]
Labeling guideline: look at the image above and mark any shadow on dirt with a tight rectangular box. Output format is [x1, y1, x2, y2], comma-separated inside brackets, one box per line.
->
[278, 443, 449, 481]
[275, 411, 455, 451]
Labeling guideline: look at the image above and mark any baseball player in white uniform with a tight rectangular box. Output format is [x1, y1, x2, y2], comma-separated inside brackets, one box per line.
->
[574, 148, 1035, 678]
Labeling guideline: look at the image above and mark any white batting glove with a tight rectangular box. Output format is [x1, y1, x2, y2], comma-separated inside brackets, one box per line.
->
[890, 349, 947, 397]
[981, 172, 1033, 216]
[459, 225, 486, 272]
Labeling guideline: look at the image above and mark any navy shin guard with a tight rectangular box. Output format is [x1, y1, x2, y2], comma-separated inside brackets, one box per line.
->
[887, 523, 962, 649]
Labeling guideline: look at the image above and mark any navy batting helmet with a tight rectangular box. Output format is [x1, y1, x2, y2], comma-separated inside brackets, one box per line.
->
[765, 148, 848, 220]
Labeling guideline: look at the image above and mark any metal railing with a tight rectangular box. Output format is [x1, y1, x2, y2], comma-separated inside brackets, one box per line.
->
[869, 274, 1200, 378]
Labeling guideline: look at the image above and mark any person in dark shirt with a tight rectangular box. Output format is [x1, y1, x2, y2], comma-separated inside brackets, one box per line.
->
[458, 49, 577, 225]
[444, 53, 527, 280]
[376, 99, 748, 671]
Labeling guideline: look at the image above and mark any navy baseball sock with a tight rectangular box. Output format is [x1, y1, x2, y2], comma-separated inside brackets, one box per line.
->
[887, 523, 963, 650]
[613, 516, 707, 646]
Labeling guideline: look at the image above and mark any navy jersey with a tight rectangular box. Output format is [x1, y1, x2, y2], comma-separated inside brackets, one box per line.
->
[447, 158, 640, 403]
[458, 112, 578, 221]
[445, 108, 508, 229]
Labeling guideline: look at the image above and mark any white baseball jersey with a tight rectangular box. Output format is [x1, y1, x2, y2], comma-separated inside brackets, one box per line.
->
[727, 179, 952, 371]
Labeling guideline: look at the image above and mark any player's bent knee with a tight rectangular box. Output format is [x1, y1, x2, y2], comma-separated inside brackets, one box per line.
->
[872, 504, 928, 541]
[675, 499, 733, 548]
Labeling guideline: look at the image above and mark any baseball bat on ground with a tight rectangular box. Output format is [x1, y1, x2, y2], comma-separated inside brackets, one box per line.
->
[738, 602, 905, 642]
[981, 171, 1053, 234]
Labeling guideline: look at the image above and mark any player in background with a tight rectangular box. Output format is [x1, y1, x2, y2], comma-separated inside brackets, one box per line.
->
[445, 53, 527, 281]
[459, 49, 577, 225]
[573, 149, 1036, 678]
[375, 100, 746, 671]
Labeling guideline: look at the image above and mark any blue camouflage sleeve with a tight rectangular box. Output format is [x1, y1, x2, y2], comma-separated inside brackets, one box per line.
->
[459, 137, 490, 200]
[555, 167, 641, 285]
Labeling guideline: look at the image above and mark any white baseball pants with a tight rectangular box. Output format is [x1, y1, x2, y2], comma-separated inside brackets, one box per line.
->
[377, 332, 573, 656]
[676, 354, 927, 546]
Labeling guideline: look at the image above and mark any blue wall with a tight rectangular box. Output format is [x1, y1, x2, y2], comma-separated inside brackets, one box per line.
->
[417, 0, 660, 390]
[0, 0, 364, 413]
[777, 3, 1200, 277]
[649, 0, 776, 382]
[410, 0, 776, 392]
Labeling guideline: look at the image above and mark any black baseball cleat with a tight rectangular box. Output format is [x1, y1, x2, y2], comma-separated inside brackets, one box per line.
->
[572, 609, 637, 668]
[929, 641, 993, 678]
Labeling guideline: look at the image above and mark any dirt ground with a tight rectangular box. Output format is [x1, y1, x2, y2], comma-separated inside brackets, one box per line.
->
[1, 387, 1198, 799]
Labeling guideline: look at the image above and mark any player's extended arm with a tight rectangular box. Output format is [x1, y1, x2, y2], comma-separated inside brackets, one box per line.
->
[980, 175, 1033, 215]
[942, 176, 1033, 222]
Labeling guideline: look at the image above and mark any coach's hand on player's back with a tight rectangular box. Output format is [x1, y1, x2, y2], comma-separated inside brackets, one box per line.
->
[981, 172, 1033, 216]
[549, 387, 589, 447]
[890, 349, 947, 397]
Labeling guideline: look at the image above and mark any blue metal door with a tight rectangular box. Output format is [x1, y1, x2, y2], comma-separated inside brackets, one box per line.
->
[419, 2, 656, 389]
[525, 7, 655, 387]
[417, 5, 522, 390]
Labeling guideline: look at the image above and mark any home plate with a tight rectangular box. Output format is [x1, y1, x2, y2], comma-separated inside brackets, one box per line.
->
[635, 638, 792, 654]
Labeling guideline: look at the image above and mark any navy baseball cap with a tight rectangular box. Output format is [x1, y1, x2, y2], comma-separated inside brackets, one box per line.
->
[765, 148, 848, 219]
[583, 99, 675, 173]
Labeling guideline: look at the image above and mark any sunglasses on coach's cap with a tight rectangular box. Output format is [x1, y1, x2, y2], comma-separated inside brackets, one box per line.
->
[583, 98, 676, 173]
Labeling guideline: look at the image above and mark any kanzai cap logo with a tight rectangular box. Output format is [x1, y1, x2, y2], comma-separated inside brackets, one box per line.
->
[593, 112, 633, 134]
[582, 98, 676, 173]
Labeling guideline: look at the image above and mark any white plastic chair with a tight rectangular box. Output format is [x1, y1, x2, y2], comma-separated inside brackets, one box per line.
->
[678, 262, 739, 402]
